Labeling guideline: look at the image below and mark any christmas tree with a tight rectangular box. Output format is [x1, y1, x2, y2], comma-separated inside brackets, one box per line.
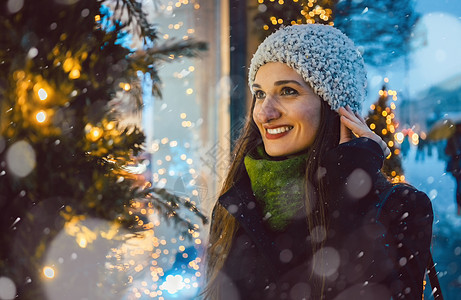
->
[0, 0, 207, 298]
[366, 84, 405, 183]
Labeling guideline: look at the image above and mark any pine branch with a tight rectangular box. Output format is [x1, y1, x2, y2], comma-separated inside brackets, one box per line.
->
[116, 0, 159, 41]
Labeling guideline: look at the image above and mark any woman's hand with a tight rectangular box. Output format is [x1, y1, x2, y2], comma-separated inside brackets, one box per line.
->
[339, 105, 391, 157]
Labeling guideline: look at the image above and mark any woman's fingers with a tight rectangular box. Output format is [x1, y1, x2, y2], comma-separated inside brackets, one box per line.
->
[339, 107, 368, 136]
[339, 118, 353, 144]
[339, 106, 391, 157]
[356, 113, 367, 125]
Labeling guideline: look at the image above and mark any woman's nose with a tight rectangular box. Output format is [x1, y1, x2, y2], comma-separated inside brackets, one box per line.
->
[255, 97, 281, 123]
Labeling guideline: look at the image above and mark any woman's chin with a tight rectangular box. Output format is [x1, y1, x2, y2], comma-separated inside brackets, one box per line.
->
[264, 145, 297, 157]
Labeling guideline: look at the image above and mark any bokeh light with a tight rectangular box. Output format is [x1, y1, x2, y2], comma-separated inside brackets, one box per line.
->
[159, 275, 185, 294]
[89, 127, 102, 141]
[6, 0, 24, 14]
[312, 247, 340, 277]
[0, 277, 16, 300]
[43, 266, 55, 279]
[6, 140, 36, 177]
[36, 111, 47, 123]
[38, 88, 48, 100]
[345, 168, 372, 199]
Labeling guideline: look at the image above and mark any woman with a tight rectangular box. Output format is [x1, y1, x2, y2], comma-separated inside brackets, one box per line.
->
[204, 24, 433, 300]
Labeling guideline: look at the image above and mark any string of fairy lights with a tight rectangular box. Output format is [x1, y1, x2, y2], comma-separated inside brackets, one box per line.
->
[255, 0, 334, 34]
[11, 13, 121, 131]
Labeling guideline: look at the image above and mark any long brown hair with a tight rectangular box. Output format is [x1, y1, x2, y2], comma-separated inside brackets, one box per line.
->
[203, 98, 341, 299]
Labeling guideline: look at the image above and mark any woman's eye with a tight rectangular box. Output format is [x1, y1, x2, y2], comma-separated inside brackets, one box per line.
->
[281, 87, 298, 96]
[254, 90, 265, 99]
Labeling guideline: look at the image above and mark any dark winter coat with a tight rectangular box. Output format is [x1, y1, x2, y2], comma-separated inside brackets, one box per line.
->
[213, 138, 433, 300]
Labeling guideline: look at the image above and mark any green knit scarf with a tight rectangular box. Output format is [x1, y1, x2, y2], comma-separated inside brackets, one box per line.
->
[243, 146, 307, 231]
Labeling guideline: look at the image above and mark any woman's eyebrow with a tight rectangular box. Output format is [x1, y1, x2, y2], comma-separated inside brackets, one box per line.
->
[252, 80, 304, 89]
[274, 80, 303, 86]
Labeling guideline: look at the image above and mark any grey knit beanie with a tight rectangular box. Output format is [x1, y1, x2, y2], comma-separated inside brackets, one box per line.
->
[248, 24, 367, 112]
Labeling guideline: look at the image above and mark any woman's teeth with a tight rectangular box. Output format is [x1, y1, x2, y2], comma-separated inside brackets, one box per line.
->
[266, 126, 293, 134]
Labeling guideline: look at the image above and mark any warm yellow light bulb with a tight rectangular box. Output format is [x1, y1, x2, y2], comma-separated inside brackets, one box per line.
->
[43, 266, 55, 279]
[38, 88, 48, 100]
[69, 69, 80, 79]
[78, 237, 87, 248]
[36, 111, 47, 123]
[63, 58, 74, 73]
[411, 133, 419, 145]
[89, 127, 102, 141]
[395, 132, 404, 143]
[106, 122, 115, 130]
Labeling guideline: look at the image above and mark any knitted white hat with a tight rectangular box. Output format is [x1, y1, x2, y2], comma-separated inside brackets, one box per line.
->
[248, 24, 367, 112]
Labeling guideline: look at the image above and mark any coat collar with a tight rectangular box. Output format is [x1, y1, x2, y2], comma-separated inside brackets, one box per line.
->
[218, 170, 282, 265]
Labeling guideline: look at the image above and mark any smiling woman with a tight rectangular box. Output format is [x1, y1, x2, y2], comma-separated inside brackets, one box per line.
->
[203, 24, 434, 300]
[252, 62, 322, 157]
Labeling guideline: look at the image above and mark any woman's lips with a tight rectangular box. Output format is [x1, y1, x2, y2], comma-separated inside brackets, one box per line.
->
[265, 126, 293, 140]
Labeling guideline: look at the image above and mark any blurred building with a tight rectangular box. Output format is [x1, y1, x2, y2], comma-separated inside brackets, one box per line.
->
[399, 73, 461, 132]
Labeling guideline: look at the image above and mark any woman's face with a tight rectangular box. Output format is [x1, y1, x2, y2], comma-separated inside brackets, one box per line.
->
[252, 62, 322, 157]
